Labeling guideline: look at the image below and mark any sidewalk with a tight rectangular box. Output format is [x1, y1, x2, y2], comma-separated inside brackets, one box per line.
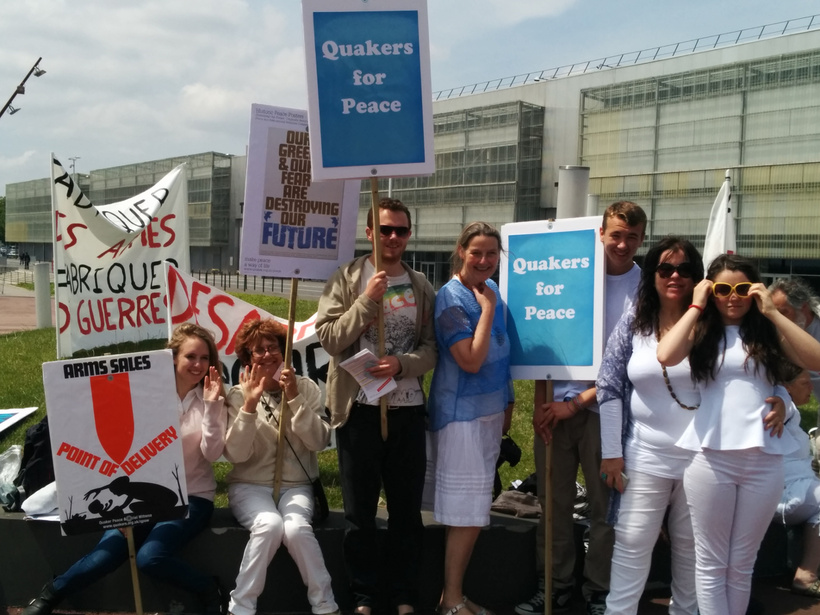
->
[4, 577, 820, 615]
[0, 278, 51, 335]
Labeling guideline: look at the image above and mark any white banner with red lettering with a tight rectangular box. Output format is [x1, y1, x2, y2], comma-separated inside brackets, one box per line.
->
[43, 350, 187, 536]
[165, 264, 329, 390]
[52, 157, 190, 357]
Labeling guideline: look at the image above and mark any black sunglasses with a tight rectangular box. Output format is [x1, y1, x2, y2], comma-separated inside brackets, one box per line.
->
[656, 262, 694, 279]
[379, 225, 410, 238]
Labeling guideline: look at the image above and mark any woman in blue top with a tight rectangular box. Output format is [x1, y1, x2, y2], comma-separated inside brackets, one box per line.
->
[428, 221, 514, 615]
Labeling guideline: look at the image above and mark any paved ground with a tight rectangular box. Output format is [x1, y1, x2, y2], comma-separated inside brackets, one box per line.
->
[3, 267, 820, 614]
[4, 578, 820, 615]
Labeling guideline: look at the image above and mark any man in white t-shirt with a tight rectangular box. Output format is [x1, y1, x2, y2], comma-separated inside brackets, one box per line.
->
[516, 201, 646, 615]
[316, 199, 437, 615]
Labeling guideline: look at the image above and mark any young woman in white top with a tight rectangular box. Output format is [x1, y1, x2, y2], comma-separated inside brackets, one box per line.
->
[657, 254, 820, 615]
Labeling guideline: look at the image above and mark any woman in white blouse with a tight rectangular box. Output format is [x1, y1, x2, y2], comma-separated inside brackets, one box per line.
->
[658, 254, 820, 615]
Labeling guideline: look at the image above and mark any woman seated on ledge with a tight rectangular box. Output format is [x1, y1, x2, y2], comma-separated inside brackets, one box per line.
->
[224, 318, 338, 615]
[21, 323, 228, 615]
[777, 366, 820, 598]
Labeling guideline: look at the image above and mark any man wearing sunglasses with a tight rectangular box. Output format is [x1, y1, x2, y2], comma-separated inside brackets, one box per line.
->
[769, 277, 820, 424]
[316, 198, 437, 615]
[519, 201, 646, 615]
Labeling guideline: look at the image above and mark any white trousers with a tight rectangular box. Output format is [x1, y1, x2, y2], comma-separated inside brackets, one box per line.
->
[605, 469, 697, 615]
[684, 449, 783, 615]
[228, 483, 338, 615]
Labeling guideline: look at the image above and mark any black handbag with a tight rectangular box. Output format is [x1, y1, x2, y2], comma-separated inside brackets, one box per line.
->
[310, 476, 329, 525]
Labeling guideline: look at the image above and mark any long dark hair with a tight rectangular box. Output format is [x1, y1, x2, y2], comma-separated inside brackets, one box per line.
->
[689, 254, 791, 383]
[632, 236, 704, 337]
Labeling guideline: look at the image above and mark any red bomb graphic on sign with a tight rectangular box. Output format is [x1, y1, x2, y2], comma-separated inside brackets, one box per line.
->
[43, 350, 188, 536]
[90, 373, 135, 466]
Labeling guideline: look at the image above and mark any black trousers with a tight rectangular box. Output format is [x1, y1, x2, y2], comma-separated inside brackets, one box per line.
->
[336, 402, 427, 608]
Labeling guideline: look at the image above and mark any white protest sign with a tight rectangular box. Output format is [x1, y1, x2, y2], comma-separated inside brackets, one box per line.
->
[302, 0, 435, 181]
[241, 104, 360, 279]
[165, 264, 329, 390]
[500, 217, 606, 381]
[43, 350, 187, 536]
[52, 157, 190, 357]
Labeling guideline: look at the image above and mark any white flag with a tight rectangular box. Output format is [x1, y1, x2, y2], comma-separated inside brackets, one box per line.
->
[702, 170, 736, 271]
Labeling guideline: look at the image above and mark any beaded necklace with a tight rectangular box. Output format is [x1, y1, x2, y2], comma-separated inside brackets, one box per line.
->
[661, 365, 699, 411]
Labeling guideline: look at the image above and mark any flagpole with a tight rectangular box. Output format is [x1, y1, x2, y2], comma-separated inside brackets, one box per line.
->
[50, 154, 63, 359]
[370, 177, 388, 442]
[702, 168, 735, 270]
[544, 378, 554, 615]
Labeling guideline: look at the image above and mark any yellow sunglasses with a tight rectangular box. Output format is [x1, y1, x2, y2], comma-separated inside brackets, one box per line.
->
[712, 282, 752, 298]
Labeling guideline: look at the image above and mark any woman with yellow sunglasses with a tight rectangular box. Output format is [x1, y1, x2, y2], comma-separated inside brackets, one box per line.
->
[658, 254, 820, 615]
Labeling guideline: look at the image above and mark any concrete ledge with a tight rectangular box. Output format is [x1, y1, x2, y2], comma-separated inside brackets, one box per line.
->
[0, 508, 795, 613]
[0, 509, 537, 613]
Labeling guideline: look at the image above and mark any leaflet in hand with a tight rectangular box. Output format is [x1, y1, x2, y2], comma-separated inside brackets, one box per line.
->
[338, 348, 396, 404]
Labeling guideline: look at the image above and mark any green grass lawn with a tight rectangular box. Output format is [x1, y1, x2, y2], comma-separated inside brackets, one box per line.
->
[0, 294, 540, 510]
[17, 282, 54, 295]
[2, 298, 816, 510]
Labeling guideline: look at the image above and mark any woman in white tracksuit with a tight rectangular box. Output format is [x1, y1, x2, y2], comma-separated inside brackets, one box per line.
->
[658, 254, 820, 615]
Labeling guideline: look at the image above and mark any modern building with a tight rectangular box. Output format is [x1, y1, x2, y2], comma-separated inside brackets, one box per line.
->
[6, 14, 820, 285]
[5, 152, 243, 272]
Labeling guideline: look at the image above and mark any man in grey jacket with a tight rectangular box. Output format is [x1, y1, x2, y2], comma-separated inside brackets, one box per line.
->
[316, 198, 436, 615]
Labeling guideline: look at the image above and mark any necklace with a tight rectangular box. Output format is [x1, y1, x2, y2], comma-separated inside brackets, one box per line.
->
[661, 365, 700, 411]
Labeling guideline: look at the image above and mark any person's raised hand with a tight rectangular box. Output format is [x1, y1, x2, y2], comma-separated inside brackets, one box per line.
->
[203, 365, 224, 401]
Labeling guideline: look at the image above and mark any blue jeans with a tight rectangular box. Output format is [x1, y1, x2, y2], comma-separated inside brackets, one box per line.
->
[53, 495, 214, 596]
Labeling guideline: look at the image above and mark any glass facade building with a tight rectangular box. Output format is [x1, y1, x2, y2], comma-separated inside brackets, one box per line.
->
[6, 23, 820, 283]
[357, 101, 544, 287]
[5, 152, 234, 270]
[581, 48, 820, 272]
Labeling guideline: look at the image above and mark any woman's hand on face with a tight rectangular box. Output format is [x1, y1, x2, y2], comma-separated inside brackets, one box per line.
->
[203, 365, 224, 401]
[764, 395, 786, 438]
[472, 282, 497, 312]
[279, 368, 300, 401]
[692, 279, 712, 309]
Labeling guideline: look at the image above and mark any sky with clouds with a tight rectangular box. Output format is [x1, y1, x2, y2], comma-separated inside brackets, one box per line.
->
[1, 0, 818, 195]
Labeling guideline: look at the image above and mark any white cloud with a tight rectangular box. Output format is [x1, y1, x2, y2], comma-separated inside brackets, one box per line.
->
[1, 0, 818, 192]
[0, 150, 39, 171]
[429, 0, 576, 34]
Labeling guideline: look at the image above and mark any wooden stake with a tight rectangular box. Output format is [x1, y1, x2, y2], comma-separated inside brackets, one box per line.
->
[370, 177, 388, 441]
[125, 526, 144, 615]
[274, 278, 299, 502]
[544, 378, 554, 615]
